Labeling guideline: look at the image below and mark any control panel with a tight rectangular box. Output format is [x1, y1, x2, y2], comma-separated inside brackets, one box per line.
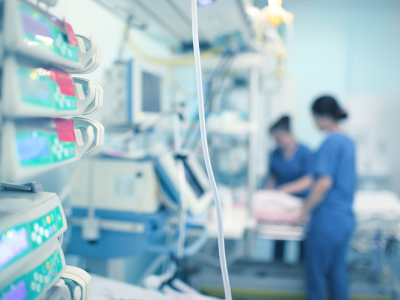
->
[18, 68, 77, 110]
[2, 57, 101, 117]
[16, 130, 77, 167]
[1, 120, 96, 180]
[0, 0, 102, 298]
[0, 192, 66, 277]
[18, 2, 80, 62]
[1, 0, 104, 181]
[3, 0, 98, 70]
[0, 248, 65, 300]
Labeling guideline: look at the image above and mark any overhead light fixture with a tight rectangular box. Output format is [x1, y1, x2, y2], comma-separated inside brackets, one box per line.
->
[198, 0, 215, 6]
[268, 0, 282, 6]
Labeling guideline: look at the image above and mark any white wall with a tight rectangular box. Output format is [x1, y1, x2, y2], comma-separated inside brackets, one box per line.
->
[283, 2, 400, 149]
[281, 1, 400, 193]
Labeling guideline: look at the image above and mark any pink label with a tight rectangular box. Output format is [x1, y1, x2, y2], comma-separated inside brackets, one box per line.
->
[65, 22, 78, 46]
[54, 118, 76, 142]
[50, 69, 76, 96]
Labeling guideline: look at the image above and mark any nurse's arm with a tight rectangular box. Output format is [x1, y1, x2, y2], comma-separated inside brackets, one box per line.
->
[294, 176, 332, 223]
[278, 175, 313, 194]
[265, 175, 276, 189]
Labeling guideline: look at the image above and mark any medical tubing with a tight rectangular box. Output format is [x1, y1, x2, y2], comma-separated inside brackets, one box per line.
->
[183, 226, 209, 257]
[174, 114, 188, 259]
[182, 52, 233, 149]
[58, 162, 85, 203]
[124, 21, 222, 67]
[186, 53, 235, 150]
[188, 54, 236, 150]
[190, 1, 232, 300]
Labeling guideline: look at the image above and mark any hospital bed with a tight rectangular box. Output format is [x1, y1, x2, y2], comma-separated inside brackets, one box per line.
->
[187, 190, 400, 299]
[89, 273, 220, 300]
[252, 190, 400, 239]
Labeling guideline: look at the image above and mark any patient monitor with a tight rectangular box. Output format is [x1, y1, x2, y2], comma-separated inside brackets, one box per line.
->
[104, 59, 167, 126]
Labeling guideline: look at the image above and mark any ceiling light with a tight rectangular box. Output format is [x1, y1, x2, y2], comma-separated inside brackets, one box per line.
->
[198, 0, 215, 6]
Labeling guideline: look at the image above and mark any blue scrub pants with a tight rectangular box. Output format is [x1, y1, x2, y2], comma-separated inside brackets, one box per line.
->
[305, 229, 351, 300]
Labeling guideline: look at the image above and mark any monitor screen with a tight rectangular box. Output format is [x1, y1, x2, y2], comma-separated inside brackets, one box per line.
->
[2, 281, 28, 300]
[183, 159, 205, 198]
[16, 132, 50, 163]
[19, 75, 51, 104]
[20, 11, 51, 38]
[142, 71, 161, 113]
[0, 227, 29, 270]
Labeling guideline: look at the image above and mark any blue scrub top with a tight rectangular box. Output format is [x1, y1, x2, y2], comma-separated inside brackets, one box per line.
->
[310, 132, 356, 233]
[269, 144, 313, 197]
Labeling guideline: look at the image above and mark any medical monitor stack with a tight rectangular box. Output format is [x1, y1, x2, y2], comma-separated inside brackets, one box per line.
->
[0, 0, 105, 181]
[0, 0, 105, 299]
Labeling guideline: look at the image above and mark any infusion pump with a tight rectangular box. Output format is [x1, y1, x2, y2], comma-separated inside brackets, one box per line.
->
[0, 0, 98, 298]
[1, 57, 104, 118]
[0, 119, 102, 181]
[2, 0, 98, 71]
[0, 190, 91, 300]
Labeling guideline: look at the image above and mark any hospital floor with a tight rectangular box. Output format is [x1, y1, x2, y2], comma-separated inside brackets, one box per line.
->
[187, 259, 398, 300]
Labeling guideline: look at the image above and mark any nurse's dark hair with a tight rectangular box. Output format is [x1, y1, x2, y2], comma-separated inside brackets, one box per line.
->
[269, 115, 291, 133]
[312, 95, 348, 121]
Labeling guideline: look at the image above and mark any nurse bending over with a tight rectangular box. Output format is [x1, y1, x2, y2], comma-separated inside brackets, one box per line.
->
[295, 96, 356, 300]
[265, 115, 313, 263]
[266, 115, 313, 198]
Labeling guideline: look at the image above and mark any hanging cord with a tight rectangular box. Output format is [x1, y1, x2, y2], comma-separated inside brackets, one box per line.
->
[187, 54, 236, 151]
[182, 51, 235, 149]
[190, 1, 232, 299]
[173, 114, 188, 259]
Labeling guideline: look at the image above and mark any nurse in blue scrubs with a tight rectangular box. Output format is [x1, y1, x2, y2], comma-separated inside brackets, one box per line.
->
[266, 116, 313, 263]
[266, 115, 313, 197]
[295, 96, 356, 300]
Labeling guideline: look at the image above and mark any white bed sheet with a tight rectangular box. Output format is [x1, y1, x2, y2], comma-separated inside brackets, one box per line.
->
[89, 274, 171, 300]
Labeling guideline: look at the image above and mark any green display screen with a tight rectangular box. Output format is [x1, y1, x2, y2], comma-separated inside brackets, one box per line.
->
[15, 130, 76, 167]
[0, 249, 64, 300]
[19, 3, 79, 63]
[0, 207, 64, 273]
[0, 226, 29, 271]
[17, 68, 78, 111]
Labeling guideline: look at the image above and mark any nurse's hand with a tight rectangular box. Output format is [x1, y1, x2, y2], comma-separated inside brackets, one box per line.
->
[278, 185, 291, 193]
[293, 206, 308, 225]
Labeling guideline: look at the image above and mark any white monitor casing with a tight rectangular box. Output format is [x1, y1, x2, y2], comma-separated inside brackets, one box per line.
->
[61, 266, 91, 300]
[1, 57, 100, 118]
[103, 59, 168, 126]
[2, 0, 96, 70]
[0, 191, 67, 289]
[0, 120, 94, 181]
[131, 59, 168, 123]
[0, 244, 66, 298]
[158, 151, 213, 216]
[71, 158, 160, 214]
